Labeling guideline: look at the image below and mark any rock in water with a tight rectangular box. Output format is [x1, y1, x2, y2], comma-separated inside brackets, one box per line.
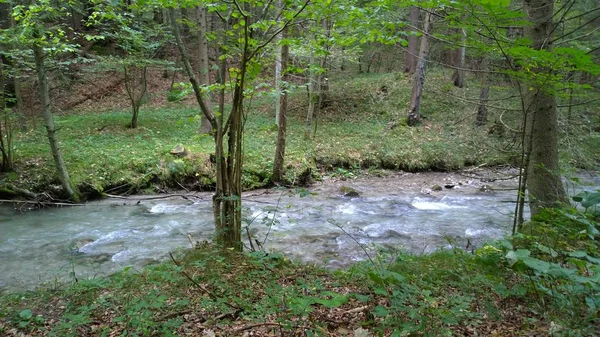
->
[339, 186, 361, 197]
[170, 144, 188, 157]
[68, 238, 94, 253]
[432, 184, 443, 191]
[479, 184, 494, 193]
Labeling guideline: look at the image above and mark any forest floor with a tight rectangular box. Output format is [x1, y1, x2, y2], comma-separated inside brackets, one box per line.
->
[0, 243, 583, 337]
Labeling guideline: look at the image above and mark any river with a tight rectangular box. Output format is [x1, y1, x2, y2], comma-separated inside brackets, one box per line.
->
[1, 168, 596, 292]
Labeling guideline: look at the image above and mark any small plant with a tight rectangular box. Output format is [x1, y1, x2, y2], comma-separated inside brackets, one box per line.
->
[167, 82, 192, 103]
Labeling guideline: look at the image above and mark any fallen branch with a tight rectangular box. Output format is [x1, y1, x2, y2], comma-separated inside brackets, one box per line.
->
[5, 184, 39, 199]
[234, 322, 312, 333]
[0, 199, 86, 207]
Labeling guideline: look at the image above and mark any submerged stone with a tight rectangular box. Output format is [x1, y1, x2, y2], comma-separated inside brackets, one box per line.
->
[339, 186, 361, 197]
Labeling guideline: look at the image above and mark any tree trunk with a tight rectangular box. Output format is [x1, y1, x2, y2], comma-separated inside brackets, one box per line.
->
[305, 52, 316, 139]
[196, 6, 212, 134]
[404, 6, 419, 74]
[0, 61, 11, 172]
[272, 35, 289, 183]
[523, 0, 568, 215]
[450, 26, 466, 88]
[33, 45, 78, 202]
[7, 7, 26, 132]
[170, 7, 241, 251]
[476, 57, 489, 126]
[407, 11, 432, 127]
[274, 1, 283, 125]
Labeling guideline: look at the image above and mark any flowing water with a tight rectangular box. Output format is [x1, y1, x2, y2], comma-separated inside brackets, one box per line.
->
[1, 168, 597, 292]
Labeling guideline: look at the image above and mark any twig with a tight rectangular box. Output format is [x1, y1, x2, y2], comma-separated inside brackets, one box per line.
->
[176, 181, 190, 193]
[105, 194, 127, 199]
[343, 305, 370, 314]
[234, 322, 311, 333]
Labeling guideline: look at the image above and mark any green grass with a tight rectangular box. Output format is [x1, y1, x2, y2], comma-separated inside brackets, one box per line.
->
[2, 70, 597, 199]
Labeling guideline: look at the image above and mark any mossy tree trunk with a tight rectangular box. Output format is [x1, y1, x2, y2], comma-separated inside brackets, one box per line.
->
[523, 0, 568, 215]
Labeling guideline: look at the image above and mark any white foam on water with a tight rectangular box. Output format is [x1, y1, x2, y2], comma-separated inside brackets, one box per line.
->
[336, 203, 356, 215]
[465, 228, 503, 237]
[412, 201, 454, 210]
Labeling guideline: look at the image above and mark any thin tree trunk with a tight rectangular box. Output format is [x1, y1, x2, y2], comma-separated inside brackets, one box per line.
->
[523, 0, 568, 215]
[450, 27, 466, 88]
[274, 1, 283, 125]
[407, 11, 432, 127]
[404, 6, 419, 74]
[171, 6, 242, 250]
[0, 62, 9, 172]
[305, 52, 316, 139]
[7, 8, 26, 132]
[124, 65, 147, 129]
[33, 45, 78, 201]
[476, 57, 489, 126]
[272, 32, 289, 183]
[196, 6, 212, 134]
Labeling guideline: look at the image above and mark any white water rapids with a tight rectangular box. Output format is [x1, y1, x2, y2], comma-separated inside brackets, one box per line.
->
[1, 168, 596, 292]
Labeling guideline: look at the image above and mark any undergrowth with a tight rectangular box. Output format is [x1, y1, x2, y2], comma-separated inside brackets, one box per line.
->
[1, 200, 599, 336]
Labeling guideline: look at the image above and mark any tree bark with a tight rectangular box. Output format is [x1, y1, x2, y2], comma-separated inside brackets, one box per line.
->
[523, 0, 568, 215]
[476, 57, 489, 126]
[407, 11, 432, 127]
[33, 45, 78, 202]
[404, 6, 419, 74]
[8, 7, 26, 132]
[450, 26, 466, 88]
[196, 6, 212, 134]
[272, 34, 289, 183]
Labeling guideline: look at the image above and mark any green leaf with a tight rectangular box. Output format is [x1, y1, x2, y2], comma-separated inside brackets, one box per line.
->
[521, 257, 550, 274]
[313, 292, 348, 308]
[372, 305, 388, 317]
[19, 309, 33, 320]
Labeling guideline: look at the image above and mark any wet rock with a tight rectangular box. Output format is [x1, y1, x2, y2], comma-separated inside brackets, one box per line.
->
[444, 184, 455, 189]
[170, 144, 188, 157]
[339, 186, 360, 197]
[88, 253, 112, 264]
[68, 238, 94, 253]
[432, 184, 443, 191]
[381, 229, 411, 240]
[479, 184, 494, 193]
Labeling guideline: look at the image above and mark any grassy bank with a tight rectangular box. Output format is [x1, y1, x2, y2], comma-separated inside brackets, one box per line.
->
[1, 72, 523, 200]
[1, 204, 599, 337]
